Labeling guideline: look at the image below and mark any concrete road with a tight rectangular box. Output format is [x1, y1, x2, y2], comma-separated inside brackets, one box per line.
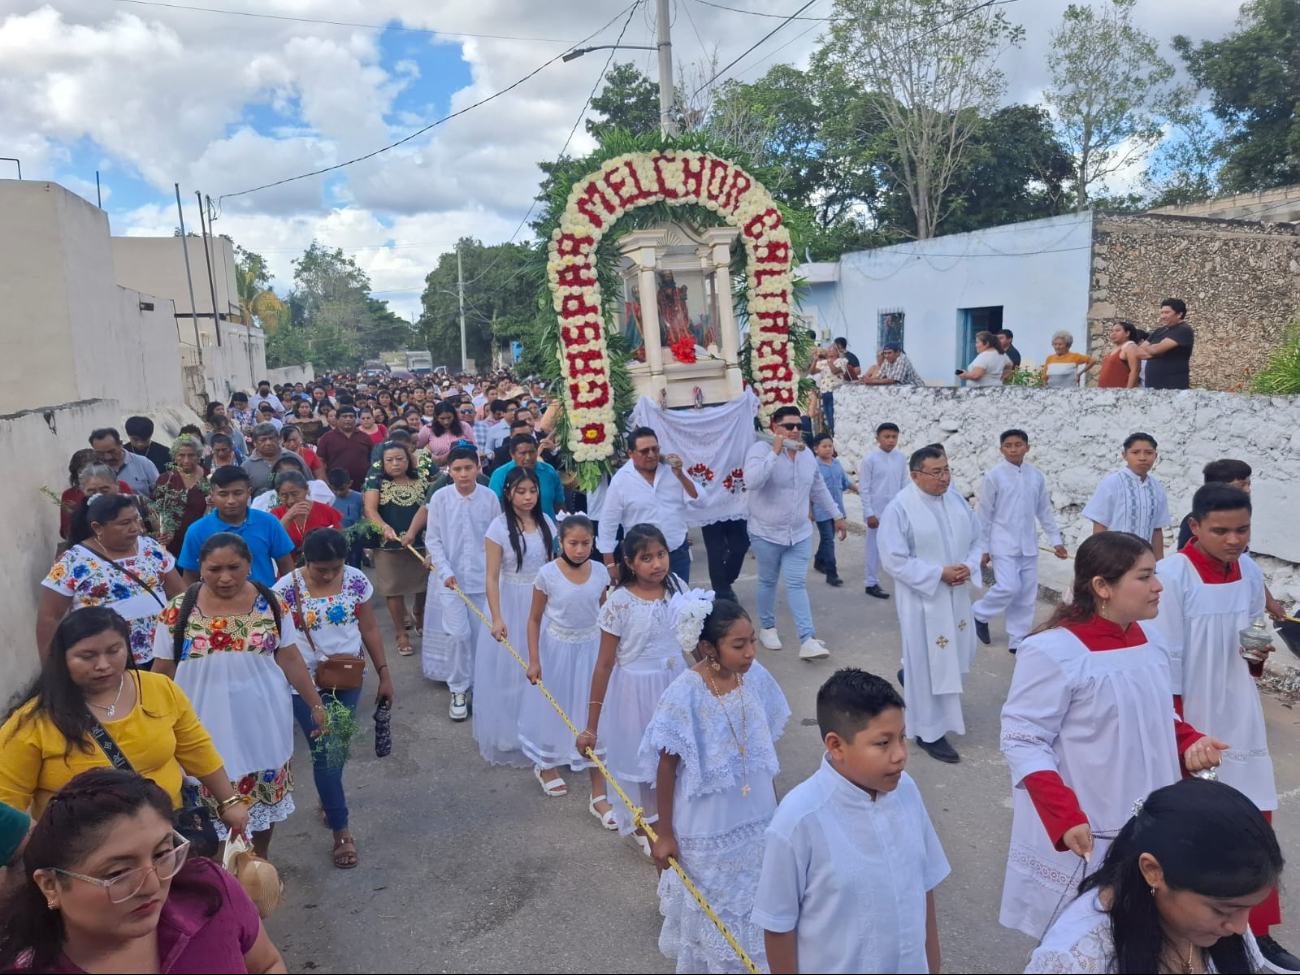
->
[267, 530, 1300, 973]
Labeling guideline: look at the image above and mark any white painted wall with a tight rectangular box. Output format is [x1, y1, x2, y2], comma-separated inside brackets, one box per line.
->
[832, 212, 1096, 383]
[833, 384, 1300, 605]
[111, 234, 240, 320]
[267, 363, 315, 386]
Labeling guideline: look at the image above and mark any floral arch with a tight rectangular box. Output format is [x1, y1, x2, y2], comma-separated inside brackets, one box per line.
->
[546, 151, 797, 475]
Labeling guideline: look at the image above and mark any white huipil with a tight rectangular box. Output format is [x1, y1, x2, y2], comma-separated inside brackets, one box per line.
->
[999, 623, 1183, 939]
[1152, 550, 1277, 811]
[878, 483, 982, 742]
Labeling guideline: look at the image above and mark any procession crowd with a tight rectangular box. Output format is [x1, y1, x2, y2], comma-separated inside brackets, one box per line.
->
[0, 313, 1293, 975]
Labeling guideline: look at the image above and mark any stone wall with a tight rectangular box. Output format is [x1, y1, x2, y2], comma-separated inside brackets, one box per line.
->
[1087, 213, 1300, 391]
[832, 385, 1300, 605]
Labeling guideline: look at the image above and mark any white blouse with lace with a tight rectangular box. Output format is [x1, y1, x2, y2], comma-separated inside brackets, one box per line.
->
[597, 578, 688, 666]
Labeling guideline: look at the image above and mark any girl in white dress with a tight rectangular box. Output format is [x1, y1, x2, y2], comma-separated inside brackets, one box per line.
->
[475, 467, 555, 767]
[1000, 531, 1228, 941]
[639, 599, 790, 974]
[578, 524, 686, 850]
[1028, 778, 1280, 974]
[521, 514, 613, 820]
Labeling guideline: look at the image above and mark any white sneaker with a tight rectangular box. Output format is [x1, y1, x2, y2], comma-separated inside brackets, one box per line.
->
[759, 627, 782, 651]
[799, 638, 830, 660]
[449, 691, 469, 721]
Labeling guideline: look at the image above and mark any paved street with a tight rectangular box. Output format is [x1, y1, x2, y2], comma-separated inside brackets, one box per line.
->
[267, 530, 1300, 973]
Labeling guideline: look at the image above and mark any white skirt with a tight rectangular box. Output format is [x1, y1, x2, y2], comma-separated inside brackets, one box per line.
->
[214, 793, 296, 840]
[472, 576, 535, 768]
[602, 648, 688, 834]
[518, 622, 606, 771]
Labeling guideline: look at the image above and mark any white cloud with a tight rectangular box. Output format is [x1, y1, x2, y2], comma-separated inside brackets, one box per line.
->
[1, 0, 1252, 309]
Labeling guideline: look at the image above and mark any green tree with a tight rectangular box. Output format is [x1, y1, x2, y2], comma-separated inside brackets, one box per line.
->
[1045, 0, 1184, 209]
[817, 0, 1022, 239]
[586, 62, 660, 140]
[234, 246, 287, 331]
[1174, 0, 1300, 193]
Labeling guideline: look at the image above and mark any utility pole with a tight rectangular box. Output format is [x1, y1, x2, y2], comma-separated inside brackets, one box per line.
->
[456, 241, 469, 372]
[656, 0, 678, 136]
[174, 183, 202, 362]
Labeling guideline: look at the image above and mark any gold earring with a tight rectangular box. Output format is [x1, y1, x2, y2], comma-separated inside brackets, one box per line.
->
[1099, 598, 1109, 621]
[710, 657, 722, 672]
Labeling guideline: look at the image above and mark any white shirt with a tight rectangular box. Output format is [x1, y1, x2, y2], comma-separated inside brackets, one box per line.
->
[743, 440, 843, 546]
[424, 484, 501, 593]
[595, 462, 699, 553]
[272, 566, 374, 675]
[248, 392, 280, 414]
[250, 479, 335, 512]
[859, 447, 908, 519]
[966, 349, 1009, 386]
[977, 460, 1063, 557]
[752, 759, 950, 975]
[1081, 468, 1170, 540]
[486, 419, 513, 455]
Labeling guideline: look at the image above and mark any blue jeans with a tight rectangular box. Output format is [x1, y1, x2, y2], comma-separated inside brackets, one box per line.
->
[820, 392, 835, 433]
[750, 534, 815, 642]
[670, 538, 691, 584]
[814, 519, 838, 576]
[292, 685, 363, 832]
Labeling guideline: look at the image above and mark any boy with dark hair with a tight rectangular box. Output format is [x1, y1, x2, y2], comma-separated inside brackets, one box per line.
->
[178, 465, 295, 586]
[971, 429, 1066, 654]
[811, 433, 856, 587]
[1150, 484, 1294, 971]
[328, 468, 365, 568]
[1176, 458, 1252, 550]
[123, 415, 172, 471]
[753, 668, 948, 973]
[859, 422, 906, 600]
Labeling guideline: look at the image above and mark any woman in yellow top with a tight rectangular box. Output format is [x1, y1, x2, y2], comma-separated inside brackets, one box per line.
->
[1040, 330, 1097, 388]
[0, 607, 249, 838]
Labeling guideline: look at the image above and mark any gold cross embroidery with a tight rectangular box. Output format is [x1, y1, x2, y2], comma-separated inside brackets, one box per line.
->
[958, 620, 968, 631]
[935, 635, 950, 649]
[742, 785, 751, 797]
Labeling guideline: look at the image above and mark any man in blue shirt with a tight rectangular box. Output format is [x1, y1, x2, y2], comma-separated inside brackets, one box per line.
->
[179, 466, 295, 586]
[487, 434, 563, 518]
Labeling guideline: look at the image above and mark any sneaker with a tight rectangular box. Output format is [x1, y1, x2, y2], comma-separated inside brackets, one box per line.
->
[865, 584, 890, 599]
[449, 692, 469, 722]
[974, 618, 991, 646]
[759, 627, 782, 651]
[917, 735, 960, 764]
[826, 574, 844, 587]
[1257, 935, 1300, 973]
[798, 638, 830, 660]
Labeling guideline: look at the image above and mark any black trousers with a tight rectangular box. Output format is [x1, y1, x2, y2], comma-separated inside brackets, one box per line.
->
[701, 518, 749, 601]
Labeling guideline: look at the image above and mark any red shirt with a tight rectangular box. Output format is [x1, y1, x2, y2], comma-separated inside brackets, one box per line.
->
[316, 429, 375, 490]
[1178, 539, 1242, 584]
[1022, 616, 1205, 848]
[270, 500, 342, 558]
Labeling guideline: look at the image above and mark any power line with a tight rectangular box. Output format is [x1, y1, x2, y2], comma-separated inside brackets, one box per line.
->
[691, 0, 823, 96]
[691, 0, 829, 19]
[218, 2, 641, 202]
[99, 0, 568, 42]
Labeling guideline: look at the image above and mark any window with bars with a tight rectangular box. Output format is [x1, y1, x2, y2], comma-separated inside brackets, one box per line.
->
[877, 308, 905, 349]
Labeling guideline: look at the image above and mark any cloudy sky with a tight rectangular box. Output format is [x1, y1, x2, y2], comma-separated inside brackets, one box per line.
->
[0, 0, 1246, 320]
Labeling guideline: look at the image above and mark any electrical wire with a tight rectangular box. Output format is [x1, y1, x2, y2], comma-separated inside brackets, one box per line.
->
[99, 0, 568, 41]
[691, 0, 823, 96]
[691, 0, 829, 19]
[218, 2, 641, 202]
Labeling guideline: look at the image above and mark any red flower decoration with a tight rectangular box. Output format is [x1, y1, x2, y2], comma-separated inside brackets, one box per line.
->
[210, 631, 233, 650]
[669, 337, 696, 364]
[579, 423, 606, 443]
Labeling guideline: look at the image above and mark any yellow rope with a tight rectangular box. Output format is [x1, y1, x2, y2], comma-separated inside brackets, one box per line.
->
[406, 545, 761, 974]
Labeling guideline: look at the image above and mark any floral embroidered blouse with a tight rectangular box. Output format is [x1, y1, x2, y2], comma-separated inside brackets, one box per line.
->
[42, 539, 175, 664]
[273, 567, 374, 676]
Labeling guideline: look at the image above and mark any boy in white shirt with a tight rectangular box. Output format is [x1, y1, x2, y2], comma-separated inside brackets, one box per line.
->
[409, 446, 502, 722]
[972, 429, 1067, 653]
[752, 668, 949, 974]
[859, 422, 907, 600]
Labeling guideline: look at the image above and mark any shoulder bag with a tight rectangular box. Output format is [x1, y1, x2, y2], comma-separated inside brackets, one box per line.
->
[292, 573, 364, 692]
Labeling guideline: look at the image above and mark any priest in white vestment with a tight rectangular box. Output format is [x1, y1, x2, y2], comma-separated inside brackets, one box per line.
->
[878, 445, 982, 763]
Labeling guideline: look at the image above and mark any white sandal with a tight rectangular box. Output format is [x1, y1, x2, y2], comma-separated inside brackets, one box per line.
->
[588, 794, 617, 830]
[533, 765, 567, 797]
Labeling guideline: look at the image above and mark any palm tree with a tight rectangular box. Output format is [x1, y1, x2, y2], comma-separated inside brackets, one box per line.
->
[235, 247, 288, 331]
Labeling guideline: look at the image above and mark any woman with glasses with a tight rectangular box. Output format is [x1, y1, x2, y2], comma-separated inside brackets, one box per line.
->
[0, 768, 286, 974]
[0, 608, 248, 837]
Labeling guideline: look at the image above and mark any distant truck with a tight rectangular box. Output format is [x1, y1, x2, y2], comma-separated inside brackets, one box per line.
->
[405, 350, 433, 374]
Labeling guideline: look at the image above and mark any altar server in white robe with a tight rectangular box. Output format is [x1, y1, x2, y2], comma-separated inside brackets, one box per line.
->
[878, 445, 982, 764]
[859, 421, 908, 600]
[972, 429, 1067, 653]
[1150, 483, 1295, 968]
[999, 531, 1226, 940]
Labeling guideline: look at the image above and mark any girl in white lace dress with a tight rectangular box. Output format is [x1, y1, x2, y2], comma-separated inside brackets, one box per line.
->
[475, 467, 555, 768]
[578, 524, 686, 847]
[521, 515, 613, 820]
[639, 599, 790, 974]
[1027, 778, 1279, 974]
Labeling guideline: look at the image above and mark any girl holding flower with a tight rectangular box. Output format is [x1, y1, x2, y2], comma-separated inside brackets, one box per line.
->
[153, 532, 325, 859]
[274, 528, 393, 869]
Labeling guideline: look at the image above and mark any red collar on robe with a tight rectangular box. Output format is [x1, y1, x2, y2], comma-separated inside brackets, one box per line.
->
[1064, 616, 1148, 651]
[1179, 541, 1242, 585]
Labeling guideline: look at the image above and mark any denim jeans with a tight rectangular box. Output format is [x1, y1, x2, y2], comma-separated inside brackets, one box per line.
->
[749, 533, 815, 642]
[669, 538, 691, 584]
[814, 519, 838, 576]
[292, 685, 363, 832]
[820, 392, 835, 434]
